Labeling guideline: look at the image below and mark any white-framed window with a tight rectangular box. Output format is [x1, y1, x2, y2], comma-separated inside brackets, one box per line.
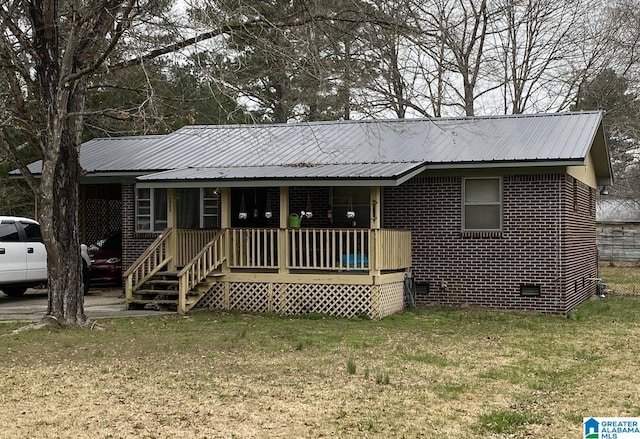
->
[136, 188, 167, 232]
[136, 187, 219, 232]
[202, 190, 219, 228]
[462, 177, 502, 231]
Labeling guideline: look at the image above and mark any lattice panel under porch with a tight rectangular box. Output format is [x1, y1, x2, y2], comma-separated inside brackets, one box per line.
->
[195, 282, 224, 309]
[374, 281, 405, 319]
[192, 280, 404, 319]
[229, 282, 271, 313]
[274, 283, 374, 318]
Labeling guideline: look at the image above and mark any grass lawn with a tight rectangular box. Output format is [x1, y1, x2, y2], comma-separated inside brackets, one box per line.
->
[1, 297, 640, 438]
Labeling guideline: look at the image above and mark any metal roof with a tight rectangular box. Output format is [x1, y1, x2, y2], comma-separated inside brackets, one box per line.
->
[136, 162, 427, 187]
[17, 111, 612, 184]
[22, 135, 166, 175]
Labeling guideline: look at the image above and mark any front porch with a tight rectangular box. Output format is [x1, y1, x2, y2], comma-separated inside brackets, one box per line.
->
[124, 227, 412, 319]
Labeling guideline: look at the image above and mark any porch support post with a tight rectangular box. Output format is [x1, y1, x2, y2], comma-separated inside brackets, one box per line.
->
[370, 186, 382, 278]
[220, 187, 231, 273]
[220, 187, 231, 229]
[370, 186, 381, 229]
[279, 186, 289, 274]
[167, 188, 177, 271]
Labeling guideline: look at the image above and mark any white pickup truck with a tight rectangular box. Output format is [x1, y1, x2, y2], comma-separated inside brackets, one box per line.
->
[0, 216, 91, 297]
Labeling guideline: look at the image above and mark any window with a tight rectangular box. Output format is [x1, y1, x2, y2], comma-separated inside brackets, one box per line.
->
[520, 284, 541, 297]
[331, 187, 370, 228]
[0, 222, 20, 242]
[136, 188, 167, 232]
[463, 177, 502, 231]
[202, 191, 219, 228]
[135, 187, 219, 232]
[22, 222, 43, 242]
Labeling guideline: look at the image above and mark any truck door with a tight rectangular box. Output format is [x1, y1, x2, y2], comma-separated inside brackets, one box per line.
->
[0, 221, 27, 283]
[20, 221, 47, 282]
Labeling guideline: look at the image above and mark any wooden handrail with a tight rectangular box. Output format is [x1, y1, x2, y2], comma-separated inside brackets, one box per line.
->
[177, 229, 227, 313]
[124, 228, 173, 301]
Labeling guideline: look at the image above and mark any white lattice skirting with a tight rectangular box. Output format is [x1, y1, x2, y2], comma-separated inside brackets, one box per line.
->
[195, 280, 405, 319]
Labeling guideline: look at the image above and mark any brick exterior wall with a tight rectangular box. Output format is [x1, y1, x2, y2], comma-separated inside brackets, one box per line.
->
[383, 173, 597, 313]
[562, 177, 598, 312]
[122, 184, 157, 270]
[119, 173, 597, 314]
[289, 187, 332, 228]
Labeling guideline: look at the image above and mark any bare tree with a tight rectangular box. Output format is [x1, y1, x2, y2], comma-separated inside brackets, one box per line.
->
[0, 1, 277, 327]
[0, 1, 154, 327]
[491, 0, 588, 114]
[0, 0, 398, 327]
[415, 0, 500, 116]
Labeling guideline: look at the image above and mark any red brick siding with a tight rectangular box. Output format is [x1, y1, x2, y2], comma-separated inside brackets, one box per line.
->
[384, 173, 595, 313]
[122, 184, 158, 270]
[119, 174, 597, 313]
[561, 176, 598, 312]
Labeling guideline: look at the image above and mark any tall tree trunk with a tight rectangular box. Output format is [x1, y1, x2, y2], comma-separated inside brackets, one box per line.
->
[39, 83, 87, 326]
[28, 1, 88, 326]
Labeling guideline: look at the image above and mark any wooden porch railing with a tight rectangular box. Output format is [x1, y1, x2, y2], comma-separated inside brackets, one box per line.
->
[176, 229, 221, 266]
[124, 227, 173, 301]
[228, 228, 279, 269]
[373, 229, 412, 270]
[288, 228, 371, 270]
[225, 228, 411, 272]
[178, 229, 227, 314]
[127, 227, 411, 312]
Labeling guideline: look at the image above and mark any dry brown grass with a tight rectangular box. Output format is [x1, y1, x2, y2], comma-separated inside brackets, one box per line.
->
[1, 297, 640, 438]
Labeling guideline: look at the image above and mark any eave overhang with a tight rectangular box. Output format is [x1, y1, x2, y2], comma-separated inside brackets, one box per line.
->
[135, 162, 428, 188]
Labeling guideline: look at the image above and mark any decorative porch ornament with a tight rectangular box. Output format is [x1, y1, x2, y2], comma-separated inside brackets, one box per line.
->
[264, 193, 273, 219]
[346, 194, 356, 219]
[239, 191, 247, 220]
[288, 213, 302, 229]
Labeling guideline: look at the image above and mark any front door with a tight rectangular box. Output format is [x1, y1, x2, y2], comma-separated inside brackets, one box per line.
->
[176, 188, 201, 229]
[174, 188, 219, 229]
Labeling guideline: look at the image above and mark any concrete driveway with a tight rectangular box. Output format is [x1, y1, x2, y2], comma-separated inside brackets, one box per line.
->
[0, 287, 173, 321]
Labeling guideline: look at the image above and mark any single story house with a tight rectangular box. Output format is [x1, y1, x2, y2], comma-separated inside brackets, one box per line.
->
[19, 111, 613, 317]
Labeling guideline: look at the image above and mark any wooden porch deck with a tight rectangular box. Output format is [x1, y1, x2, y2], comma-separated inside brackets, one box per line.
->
[124, 227, 412, 319]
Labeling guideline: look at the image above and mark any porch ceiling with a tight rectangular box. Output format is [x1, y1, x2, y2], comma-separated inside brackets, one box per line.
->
[135, 162, 428, 187]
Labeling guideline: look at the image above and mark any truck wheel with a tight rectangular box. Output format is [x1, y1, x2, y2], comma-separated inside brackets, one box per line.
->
[3, 286, 28, 297]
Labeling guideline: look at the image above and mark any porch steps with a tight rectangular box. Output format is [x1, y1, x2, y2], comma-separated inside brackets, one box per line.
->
[127, 271, 183, 311]
[127, 270, 222, 311]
